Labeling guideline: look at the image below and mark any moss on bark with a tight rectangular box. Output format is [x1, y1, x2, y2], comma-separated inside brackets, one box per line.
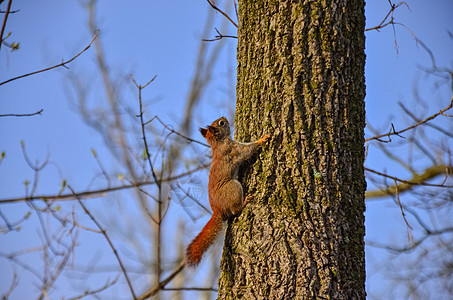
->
[219, 1, 366, 299]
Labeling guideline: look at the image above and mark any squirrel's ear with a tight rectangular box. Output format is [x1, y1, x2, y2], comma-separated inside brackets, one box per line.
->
[200, 127, 208, 138]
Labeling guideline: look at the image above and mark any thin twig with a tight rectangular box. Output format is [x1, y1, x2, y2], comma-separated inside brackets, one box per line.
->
[365, 166, 453, 192]
[174, 182, 211, 214]
[0, 0, 13, 51]
[68, 185, 137, 299]
[364, 1, 415, 54]
[233, 0, 238, 20]
[203, 27, 237, 42]
[393, 179, 414, 244]
[0, 109, 43, 118]
[0, 250, 42, 280]
[0, 30, 99, 86]
[20, 140, 49, 172]
[365, 1, 409, 32]
[1, 272, 18, 300]
[131, 74, 165, 291]
[137, 261, 186, 300]
[0, 208, 27, 232]
[206, 0, 238, 28]
[38, 229, 78, 300]
[366, 226, 453, 253]
[90, 148, 111, 188]
[162, 287, 218, 292]
[0, 163, 209, 204]
[131, 74, 160, 188]
[66, 274, 120, 300]
[0, 9, 19, 13]
[144, 115, 209, 147]
[365, 97, 453, 142]
[399, 102, 453, 138]
[367, 122, 416, 174]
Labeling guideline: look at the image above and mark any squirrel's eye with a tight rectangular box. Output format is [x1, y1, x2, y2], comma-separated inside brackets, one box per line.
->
[218, 120, 225, 126]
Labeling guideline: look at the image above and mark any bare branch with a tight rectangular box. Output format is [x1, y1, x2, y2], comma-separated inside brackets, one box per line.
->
[20, 140, 49, 172]
[90, 148, 111, 188]
[366, 226, 453, 253]
[66, 274, 120, 300]
[174, 182, 211, 214]
[1, 272, 18, 299]
[399, 102, 453, 138]
[365, 96, 453, 142]
[0, 163, 209, 204]
[0, 30, 99, 86]
[365, 165, 453, 199]
[137, 261, 186, 300]
[206, 0, 238, 28]
[38, 229, 78, 300]
[131, 73, 166, 290]
[365, 1, 409, 32]
[233, 0, 238, 20]
[0, 250, 42, 280]
[0, 109, 43, 118]
[364, 1, 418, 54]
[0, 9, 19, 13]
[0, 208, 30, 233]
[132, 74, 160, 188]
[203, 27, 237, 42]
[144, 115, 209, 147]
[162, 287, 218, 292]
[0, 0, 13, 51]
[393, 179, 414, 244]
[68, 185, 137, 299]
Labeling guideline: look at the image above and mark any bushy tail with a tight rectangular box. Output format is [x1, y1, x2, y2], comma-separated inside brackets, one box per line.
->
[186, 213, 223, 267]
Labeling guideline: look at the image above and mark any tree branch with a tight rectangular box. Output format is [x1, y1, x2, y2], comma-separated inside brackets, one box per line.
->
[0, 0, 13, 51]
[131, 74, 160, 188]
[366, 226, 453, 253]
[144, 115, 209, 147]
[162, 287, 218, 292]
[365, 96, 453, 142]
[68, 185, 137, 299]
[137, 261, 186, 300]
[0, 30, 99, 86]
[0, 109, 43, 118]
[365, 165, 453, 199]
[206, 0, 238, 28]
[66, 274, 120, 300]
[203, 27, 237, 42]
[0, 163, 209, 204]
[1, 272, 18, 300]
[365, 1, 409, 32]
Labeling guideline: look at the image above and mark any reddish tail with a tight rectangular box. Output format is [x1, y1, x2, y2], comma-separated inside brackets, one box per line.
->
[186, 213, 223, 267]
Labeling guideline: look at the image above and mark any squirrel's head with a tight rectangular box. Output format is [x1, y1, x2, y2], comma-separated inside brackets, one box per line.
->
[200, 116, 231, 141]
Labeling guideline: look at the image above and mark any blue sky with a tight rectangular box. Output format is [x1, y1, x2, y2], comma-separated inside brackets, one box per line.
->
[1, 1, 452, 299]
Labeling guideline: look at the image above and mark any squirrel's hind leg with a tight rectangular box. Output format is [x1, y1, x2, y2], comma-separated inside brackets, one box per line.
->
[218, 180, 244, 217]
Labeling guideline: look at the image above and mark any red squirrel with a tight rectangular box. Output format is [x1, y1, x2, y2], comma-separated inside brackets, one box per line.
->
[185, 116, 271, 266]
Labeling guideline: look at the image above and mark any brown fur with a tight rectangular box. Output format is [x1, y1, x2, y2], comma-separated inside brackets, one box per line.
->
[185, 212, 223, 266]
[185, 117, 271, 266]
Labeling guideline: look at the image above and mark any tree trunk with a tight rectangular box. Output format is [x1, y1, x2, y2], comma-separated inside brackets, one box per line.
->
[218, 1, 366, 299]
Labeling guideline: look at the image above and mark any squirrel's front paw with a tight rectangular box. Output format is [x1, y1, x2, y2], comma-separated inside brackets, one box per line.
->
[258, 134, 271, 145]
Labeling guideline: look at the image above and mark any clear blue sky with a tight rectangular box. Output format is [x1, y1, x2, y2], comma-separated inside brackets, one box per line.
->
[1, 1, 452, 299]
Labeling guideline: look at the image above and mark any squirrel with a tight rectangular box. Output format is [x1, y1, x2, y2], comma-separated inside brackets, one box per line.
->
[185, 116, 271, 267]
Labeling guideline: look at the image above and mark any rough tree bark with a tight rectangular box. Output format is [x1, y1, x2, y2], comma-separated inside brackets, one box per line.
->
[218, 1, 366, 299]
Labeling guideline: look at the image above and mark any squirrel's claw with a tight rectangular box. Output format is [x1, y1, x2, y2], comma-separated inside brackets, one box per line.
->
[258, 134, 271, 145]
